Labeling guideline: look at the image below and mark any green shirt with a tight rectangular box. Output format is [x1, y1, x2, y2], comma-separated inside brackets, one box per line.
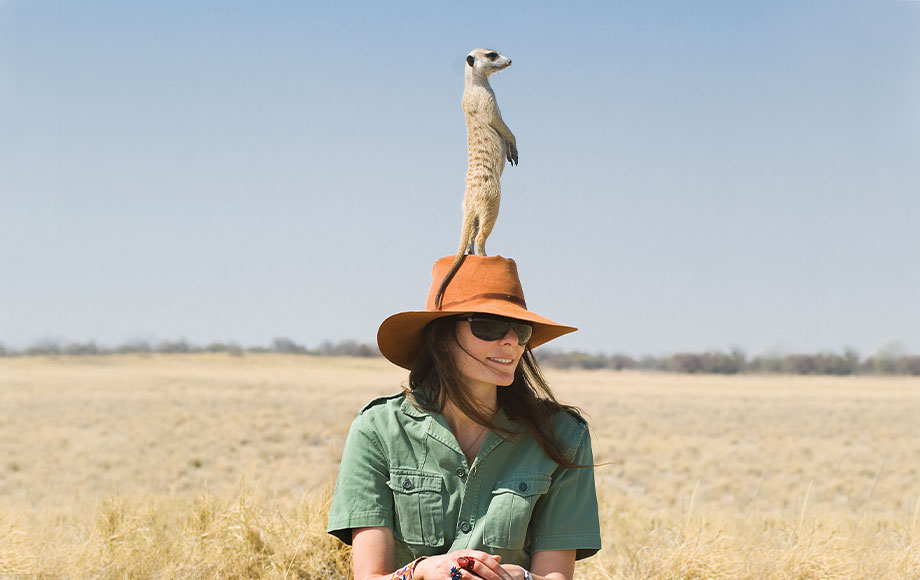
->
[327, 392, 601, 568]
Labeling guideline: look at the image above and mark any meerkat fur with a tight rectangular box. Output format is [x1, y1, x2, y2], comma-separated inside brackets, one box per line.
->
[435, 48, 518, 308]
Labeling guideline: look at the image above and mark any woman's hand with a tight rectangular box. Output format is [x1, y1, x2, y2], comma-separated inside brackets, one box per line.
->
[414, 551, 506, 580]
[497, 565, 528, 580]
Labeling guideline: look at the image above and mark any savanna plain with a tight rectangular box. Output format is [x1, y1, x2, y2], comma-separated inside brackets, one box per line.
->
[1, 354, 918, 580]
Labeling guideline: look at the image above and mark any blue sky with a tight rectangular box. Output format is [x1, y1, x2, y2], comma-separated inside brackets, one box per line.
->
[1, 1, 918, 357]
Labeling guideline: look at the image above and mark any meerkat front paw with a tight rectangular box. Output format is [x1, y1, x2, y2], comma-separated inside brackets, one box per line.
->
[507, 141, 518, 166]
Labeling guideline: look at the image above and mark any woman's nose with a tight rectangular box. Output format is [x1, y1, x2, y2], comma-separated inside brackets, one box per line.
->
[499, 327, 520, 345]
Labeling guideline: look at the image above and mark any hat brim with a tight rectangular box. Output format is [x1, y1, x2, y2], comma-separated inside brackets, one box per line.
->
[377, 304, 577, 370]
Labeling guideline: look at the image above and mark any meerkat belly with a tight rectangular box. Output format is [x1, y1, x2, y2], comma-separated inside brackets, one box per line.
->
[466, 125, 506, 179]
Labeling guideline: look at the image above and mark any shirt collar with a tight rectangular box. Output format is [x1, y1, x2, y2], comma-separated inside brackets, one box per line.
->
[400, 389, 516, 426]
[400, 391, 430, 419]
[401, 391, 520, 462]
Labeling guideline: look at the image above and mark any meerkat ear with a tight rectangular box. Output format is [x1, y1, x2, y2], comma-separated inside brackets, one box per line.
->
[466, 55, 475, 67]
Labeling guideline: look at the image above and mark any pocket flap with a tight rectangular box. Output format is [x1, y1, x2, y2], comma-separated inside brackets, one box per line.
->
[388, 470, 443, 494]
[492, 475, 551, 498]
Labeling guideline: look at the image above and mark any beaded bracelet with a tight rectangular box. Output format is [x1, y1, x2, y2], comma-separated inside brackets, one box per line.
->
[391, 556, 426, 580]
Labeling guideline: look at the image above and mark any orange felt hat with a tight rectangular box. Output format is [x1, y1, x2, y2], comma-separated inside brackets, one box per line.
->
[377, 255, 577, 370]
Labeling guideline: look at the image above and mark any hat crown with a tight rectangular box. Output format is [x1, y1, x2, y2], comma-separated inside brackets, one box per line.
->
[426, 255, 526, 312]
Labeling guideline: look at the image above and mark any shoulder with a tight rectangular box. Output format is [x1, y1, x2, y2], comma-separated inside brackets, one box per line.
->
[561, 407, 589, 427]
[354, 392, 424, 438]
[358, 392, 407, 415]
[551, 407, 591, 455]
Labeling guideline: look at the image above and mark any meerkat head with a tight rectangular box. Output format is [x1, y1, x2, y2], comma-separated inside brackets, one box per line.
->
[465, 48, 512, 78]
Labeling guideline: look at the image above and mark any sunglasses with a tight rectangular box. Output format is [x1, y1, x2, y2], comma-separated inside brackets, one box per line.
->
[463, 315, 534, 346]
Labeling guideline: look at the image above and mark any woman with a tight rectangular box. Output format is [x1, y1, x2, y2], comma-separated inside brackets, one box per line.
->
[328, 255, 600, 580]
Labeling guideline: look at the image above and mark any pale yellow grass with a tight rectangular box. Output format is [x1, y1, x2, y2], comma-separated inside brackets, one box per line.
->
[1, 354, 918, 579]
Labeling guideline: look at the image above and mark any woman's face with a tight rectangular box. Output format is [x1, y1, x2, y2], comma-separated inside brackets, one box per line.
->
[448, 317, 527, 389]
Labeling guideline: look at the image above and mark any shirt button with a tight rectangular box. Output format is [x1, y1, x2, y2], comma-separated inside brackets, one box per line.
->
[470, 466, 478, 476]
[518, 482, 528, 492]
[456, 467, 466, 478]
[402, 479, 414, 490]
[459, 520, 472, 533]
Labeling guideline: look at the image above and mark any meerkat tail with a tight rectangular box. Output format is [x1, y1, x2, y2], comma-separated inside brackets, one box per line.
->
[434, 251, 468, 309]
[435, 214, 478, 309]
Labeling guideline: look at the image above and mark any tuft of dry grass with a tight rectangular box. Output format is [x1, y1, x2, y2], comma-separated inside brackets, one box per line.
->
[1, 355, 918, 579]
[577, 489, 920, 580]
[1, 484, 350, 579]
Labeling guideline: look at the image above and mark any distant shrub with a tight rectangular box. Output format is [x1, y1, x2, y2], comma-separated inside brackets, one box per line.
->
[897, 356, 920, 375]
[608, 354, 637, 370]
[64, 342, 102, 356]
[204, 342, 244, 357]
[669, 353, 703, 373]
[701, 350, 746, 374]
[271, 337, 310, 354]
[114, 340, 154, 354]
[315, 340, 379, 357]
[637, 356, 668, 372]
[748, 356, 779, 374]
[868, 355, 900, 375]
[23, 339, 64, 356]
[536, 350, 634, 370]
[813, 352, 860, 375]
[155, 340, 195, 354]
[782, 354, 816, 374]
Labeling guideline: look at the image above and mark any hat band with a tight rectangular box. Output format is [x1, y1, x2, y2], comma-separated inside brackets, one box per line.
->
[439, 292, 527, 311]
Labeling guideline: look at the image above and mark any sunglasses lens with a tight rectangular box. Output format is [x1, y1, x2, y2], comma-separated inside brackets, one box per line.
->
[511, 322, 533, 345]
[468, 317, 533, 345]
[469, 318, 508, 341]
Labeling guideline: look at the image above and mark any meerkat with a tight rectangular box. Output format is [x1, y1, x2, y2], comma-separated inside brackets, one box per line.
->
[435, 48, 518, 308]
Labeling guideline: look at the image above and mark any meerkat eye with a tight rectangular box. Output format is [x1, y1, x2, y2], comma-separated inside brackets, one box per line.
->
[486, 52, 499, 60]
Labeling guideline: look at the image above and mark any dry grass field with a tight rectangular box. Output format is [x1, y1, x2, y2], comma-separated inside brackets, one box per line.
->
[1, 354, 918, 579]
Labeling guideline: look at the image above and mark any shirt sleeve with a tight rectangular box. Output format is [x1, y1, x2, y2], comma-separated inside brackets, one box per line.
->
[528, 426, 601, 559]
[326, 412, 393, 545]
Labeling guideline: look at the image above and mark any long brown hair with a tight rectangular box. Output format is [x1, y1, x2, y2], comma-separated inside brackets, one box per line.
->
[407, 316, 585, 469]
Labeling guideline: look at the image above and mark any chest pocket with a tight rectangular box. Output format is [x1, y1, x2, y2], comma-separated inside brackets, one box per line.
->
[387, 469, 445, 547]
[483, 474, 552, 550]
